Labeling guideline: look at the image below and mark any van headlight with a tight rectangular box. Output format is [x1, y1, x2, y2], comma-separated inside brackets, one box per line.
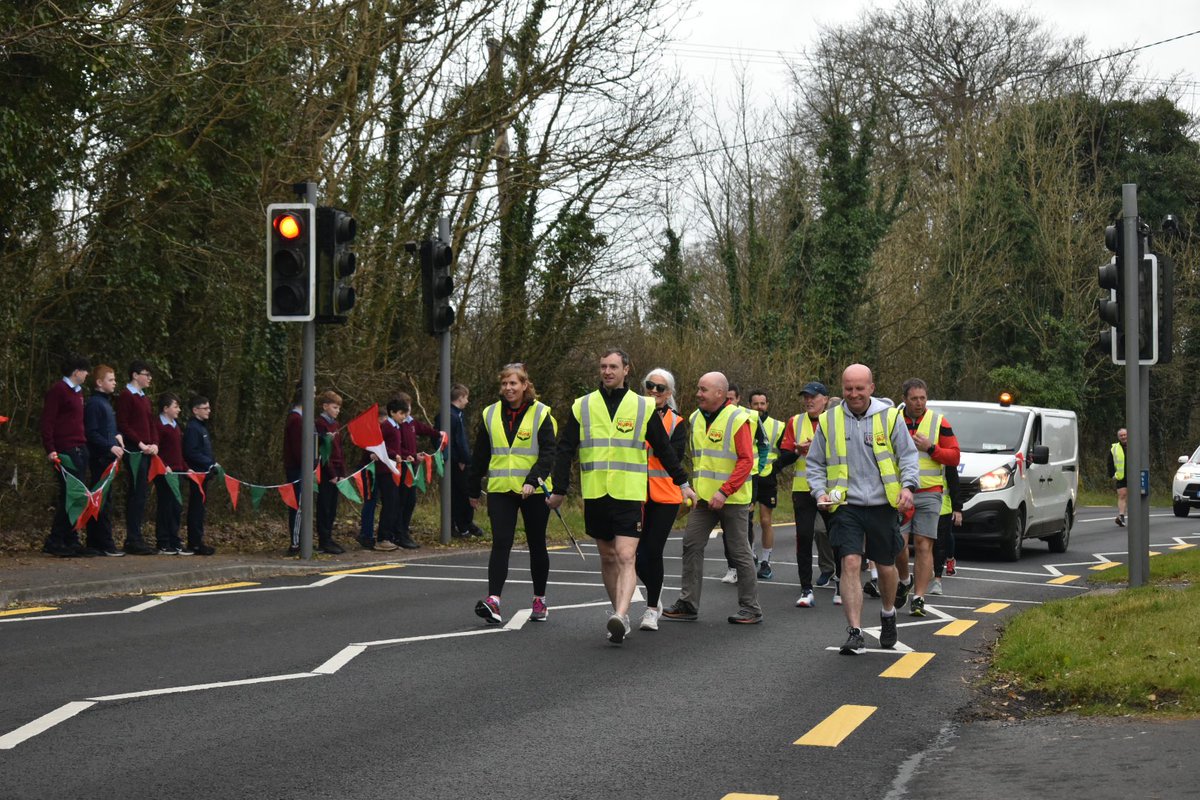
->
[1178, 469, 1200, 482]
[978, 466, 1013, 492]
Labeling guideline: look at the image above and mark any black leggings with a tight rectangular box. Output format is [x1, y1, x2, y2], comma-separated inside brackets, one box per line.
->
[793, 490, 837, 589]
[636, 501, 679, 607]
[934, 514, 956, 577]
[487, 492, 551, 597]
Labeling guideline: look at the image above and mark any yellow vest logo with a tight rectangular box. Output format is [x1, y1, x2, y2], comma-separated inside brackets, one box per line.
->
[707, 429, 724, 444]
[516, 428, 532, 441]
[874, 430, 888, 447]
[615, 418, 635, 433]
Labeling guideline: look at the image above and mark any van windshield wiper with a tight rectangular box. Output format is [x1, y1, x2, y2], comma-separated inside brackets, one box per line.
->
[969, 446, 1014, 454]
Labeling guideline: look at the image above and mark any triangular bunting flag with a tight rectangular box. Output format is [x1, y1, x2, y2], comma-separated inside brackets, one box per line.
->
[58, 452, 77, 472]
[314, 466, 322, 486]
[424, 455, 434, 484]
[224, 474, 240, 511]
[352, 471, 365, 501]
[346, 404, 399, 475]
[336, 478, 362, 504]
[279, 482, 299, 510]
[162, 472, 182, 504]
[413, 459, 426, 492]
[186, 472, 206, 502]
[0, 415, 9, 424]
[147, 455, 167, 483]
[249, 485, 267, 510]
[126, 451, 142, 479]
[63, 471, 89, 524]
[319, 435, 332, 464]
[433, 449, 444, 477]
[401, 462, 413, 487]
[101, 458, 120, 481]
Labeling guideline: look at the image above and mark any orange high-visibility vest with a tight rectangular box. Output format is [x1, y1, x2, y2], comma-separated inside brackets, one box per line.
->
[646, 408, 683, 504]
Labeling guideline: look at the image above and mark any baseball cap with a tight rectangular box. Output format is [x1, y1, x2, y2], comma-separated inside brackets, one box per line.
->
[801, 381, 829, 396]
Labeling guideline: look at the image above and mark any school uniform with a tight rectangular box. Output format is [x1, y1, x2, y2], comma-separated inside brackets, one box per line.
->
[41, 377, 89, 555]
[183, 417, 214, 551]
[398, 415, 439, 542]
[116, 384, 159, 549]
[84, 389, 120, 552]
[283, 407, 303, 547]
[315, 413, 344, 546]
[155, 415, 186, 552]
[376, 418, 405, 545]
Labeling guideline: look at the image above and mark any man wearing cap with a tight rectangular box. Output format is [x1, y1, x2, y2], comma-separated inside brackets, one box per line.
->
[806, 364, 919, 655]
[775, 381, 839, 607]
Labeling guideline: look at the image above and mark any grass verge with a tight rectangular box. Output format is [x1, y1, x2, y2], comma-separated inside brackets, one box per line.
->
[990, 548, 1200, 716]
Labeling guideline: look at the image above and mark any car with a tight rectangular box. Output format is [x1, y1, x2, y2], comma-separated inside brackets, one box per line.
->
[1173, 445, 1200, 517]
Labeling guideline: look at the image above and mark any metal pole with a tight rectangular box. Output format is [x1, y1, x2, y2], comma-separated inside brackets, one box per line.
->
[299, 181, 318, 560]
[438, 215, 452, 546]
[1121, 184, 1146, 587]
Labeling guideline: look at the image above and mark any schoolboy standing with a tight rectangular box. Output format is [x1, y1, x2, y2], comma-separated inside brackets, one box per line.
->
[182, 395, 217, 555]
[84, 364, 126, 556]
[314, 390, 347, 554]
[282, 387, 304, 555]
[155, 392, 189, 554]
[115, 360, 159, 555]
[41, 355, 92, 557]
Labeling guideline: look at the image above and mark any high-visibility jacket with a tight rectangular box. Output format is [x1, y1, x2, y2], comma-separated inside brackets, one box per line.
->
[690, 404, 753, 504]
[822, 405, 903, 512]
[790, 413, 817, 493]
[741, 406, 761, 477]
[647, 408, 684, 504]
[758, 415, 786, 478]
[913, 411, 946, 491]
[482, 401, 554, 494]
[1111, 442, 1125, 480]
[573, 390, 651, 501]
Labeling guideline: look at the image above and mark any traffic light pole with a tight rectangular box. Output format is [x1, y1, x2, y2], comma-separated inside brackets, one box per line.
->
[298, 181, 318, 560]
[1121, 184, 1149, 587]
[438, 215, 452, 546]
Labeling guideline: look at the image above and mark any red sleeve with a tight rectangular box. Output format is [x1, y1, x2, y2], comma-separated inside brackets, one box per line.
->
[932, 424, 960, 467]
[719, 423, 754, 498]
[778, 417, 797, 453]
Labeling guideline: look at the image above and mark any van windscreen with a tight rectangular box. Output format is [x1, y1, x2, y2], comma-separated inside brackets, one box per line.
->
[929, 406, 1027, 454]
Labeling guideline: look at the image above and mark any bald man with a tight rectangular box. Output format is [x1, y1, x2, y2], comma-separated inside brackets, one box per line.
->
[806, 364, 918, 654]
[663, 372, 762, 624]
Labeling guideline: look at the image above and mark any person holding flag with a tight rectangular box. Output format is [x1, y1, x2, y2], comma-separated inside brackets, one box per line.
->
[41, 354, 93, 557]
[154, 392, 188, 555]
[116, 360, 159, 555]
[84, 364, 126, 556]
[468, 363, 556, 624]
[345, 402, 400, 551]
[312, 390, 347, 554]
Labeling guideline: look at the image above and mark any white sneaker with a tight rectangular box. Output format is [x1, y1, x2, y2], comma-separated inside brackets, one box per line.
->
[930, 578, 944, 595]
[640, 607, 660, 631]
[832, 584, 843, 605]
[606, 613, 631, 643]
[795, 590, 815, 608]
[721, 567, 738, 584]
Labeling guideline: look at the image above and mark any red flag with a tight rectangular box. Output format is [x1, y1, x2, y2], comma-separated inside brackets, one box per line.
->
[224, 474, 240, 511]
[186, 472, 206, 502]
[347, 404, 383, 448]
[147, 455, 167, 483]
[353, 471, 365, 500]
[279, 483, 299, 510]
[424, 454, 433, 483]
[314, 465, 321, 485]
[101, 458, 120, 480]
[0, 415, 9, 424]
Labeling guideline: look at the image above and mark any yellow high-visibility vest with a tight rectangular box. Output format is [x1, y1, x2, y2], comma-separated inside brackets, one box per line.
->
[790, 414, 817, 494]
[914, 411, 946, 491]
[690, 404, 753, 504]
[573, 390, 651, 501]
[482, 401, 555, 494]
[759, 415, 786, 478]
[1111, 443, 1125, 480]
[822, 405, 902, 512]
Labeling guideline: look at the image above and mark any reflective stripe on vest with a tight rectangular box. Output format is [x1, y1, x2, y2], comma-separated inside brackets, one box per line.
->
[1111, 443, 1125, 480]
[914, 411, 946, 491]
[790, 414, 817, 494]
[823, 405, 902, 512]
[689, 405, 753, 504]
[575, 390, 650, 501]
[482, 401, 554, 494]
[741, 406, 761, 476]
[647, 408, 683, 504]
[759, 415, 786, 477]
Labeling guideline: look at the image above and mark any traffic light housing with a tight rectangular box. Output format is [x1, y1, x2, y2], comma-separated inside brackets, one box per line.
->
[1097, 223, 1125, 361]
[316, 206, 358, 324]
[420, 235, 455, 334]
[267, 203, 316, 321]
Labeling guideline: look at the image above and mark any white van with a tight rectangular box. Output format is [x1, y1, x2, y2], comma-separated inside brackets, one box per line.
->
[926, 400, 1079, 560]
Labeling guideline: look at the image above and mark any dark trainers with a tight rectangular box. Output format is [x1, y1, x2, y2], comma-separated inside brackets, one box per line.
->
[863, 579, 880, 598]
[895, 579, 912, 610]
[815, 570, 834, 587]
[840, 627, 866, 655]
[318, 540, 345, 555]
[879, 613, 898, 649]
[661, 601, 698, 621]
[475, 596, 502, 624]
[909, 595, 926, 617]
[757, 561, 773, 580]
[727, 609, 763, 624]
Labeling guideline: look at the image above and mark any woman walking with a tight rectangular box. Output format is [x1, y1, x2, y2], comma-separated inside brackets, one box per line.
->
[469, 363, 556, 624]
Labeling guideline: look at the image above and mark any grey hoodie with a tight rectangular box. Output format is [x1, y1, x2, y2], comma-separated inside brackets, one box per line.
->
[806, 396, 919, 507]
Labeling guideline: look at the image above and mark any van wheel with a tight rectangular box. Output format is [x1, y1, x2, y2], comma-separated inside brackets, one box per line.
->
[1175, 501, 1190, 518]
[1046, 505, 1072, 553]
[1001, 507, 1025, 562]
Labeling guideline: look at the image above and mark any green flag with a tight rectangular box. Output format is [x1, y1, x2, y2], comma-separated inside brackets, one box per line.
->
[63, 473, 89, 524]
[162, 472, 182, 504]
[433, 449, 444, 477]
[127, 451, 143, 478]
[250, 485, 267, 510]
[335, 478, 362, 504]
[58, 452, 77, 472]
[319, 435, 333, 464]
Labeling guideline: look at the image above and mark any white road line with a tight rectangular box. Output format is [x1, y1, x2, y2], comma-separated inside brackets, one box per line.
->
[0, 701, 96, 750]
[504, 609, 532, 631]
[354, 628, 505, 647]
[87, 673, 315, 702]
[0, 596, 179, 624]
[312, 645, 367, 675]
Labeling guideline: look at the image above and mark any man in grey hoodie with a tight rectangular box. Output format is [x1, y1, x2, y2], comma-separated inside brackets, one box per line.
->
[806, 363, 919, 655]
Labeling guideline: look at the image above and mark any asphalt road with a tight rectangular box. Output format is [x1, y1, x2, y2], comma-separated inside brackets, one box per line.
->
[1, 506, 1195, 800]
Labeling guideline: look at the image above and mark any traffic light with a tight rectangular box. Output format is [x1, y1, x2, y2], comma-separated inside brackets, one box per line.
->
[1136, 253, 1157, 363]
[420, 235, 455, 334]
[1156, 250, 1174, 364]
[316, 206, 358, 324]
[267, 203, 316, 321]
[1097, 222, 1124, 363]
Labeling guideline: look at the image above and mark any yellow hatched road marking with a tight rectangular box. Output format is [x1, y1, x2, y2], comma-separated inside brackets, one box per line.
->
[547, 545, 569, 551]
[1149, 551, 1162, 557]
[794, 704, 876, 747]
[322, 564, 406, 576]
[157, 582, 259, 596]
[721, 795, 779, 800]
[1089, 562, 1123, 571]
[880, 652, 934, 679]
[935, 619, 977, 637]
[1047, 574, 1079, 584]
[974, 602, 1010, 614]
[1171, 543, 1196, 550]
[0, 606, 58, 617]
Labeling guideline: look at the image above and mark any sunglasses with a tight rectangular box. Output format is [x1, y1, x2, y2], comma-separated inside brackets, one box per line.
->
[644, 380, 668, 393]
[503, 362, 525, 370]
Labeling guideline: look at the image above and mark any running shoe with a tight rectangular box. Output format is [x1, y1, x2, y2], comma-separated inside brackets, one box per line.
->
[662, 601, 698, 621]
[475, 595, 502, 624]
[832, 584, 843, 606]
[1115, 515, 1126, 527]
[606, 613, 631, 644]
[815, 570, 834, 587]
[727, 609, 763, 624]
[879, 613, 898, 649]
[795, 590, 815, 608]
[895, 578, 912, 610]
[757, 561, 773, 580]
[721, 567, 738, 584]
[640, 606, 660, 631]
[909, 595, 926, 617]
[929, 578, 943, 596]
[840, 627, 866, 655]
[945, 557, 957, 576]
[531, 596, 548, 621]
[863, 579, 880, 598]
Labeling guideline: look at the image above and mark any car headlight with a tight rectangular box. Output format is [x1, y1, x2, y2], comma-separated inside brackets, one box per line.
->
[978, 466, 1013, 492]
[1178, 470, 1200, 482]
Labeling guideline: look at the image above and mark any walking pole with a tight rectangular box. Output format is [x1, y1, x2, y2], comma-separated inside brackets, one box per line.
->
[538, 478, 586, 560]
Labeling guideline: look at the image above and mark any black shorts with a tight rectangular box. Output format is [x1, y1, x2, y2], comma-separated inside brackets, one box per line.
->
[583, 495, 643, 540]
[753, 474, 777, 509]
[1114, 478, 1127, 490]
[828, 504, 903, 566]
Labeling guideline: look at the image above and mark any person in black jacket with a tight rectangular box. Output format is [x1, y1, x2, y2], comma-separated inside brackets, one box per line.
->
[182, 396, 217, 555]
[449, 383, 483, 538]
[84, 364, 126, 556]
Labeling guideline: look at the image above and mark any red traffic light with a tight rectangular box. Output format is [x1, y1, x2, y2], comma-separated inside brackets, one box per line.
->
[274, 213, 303, 240]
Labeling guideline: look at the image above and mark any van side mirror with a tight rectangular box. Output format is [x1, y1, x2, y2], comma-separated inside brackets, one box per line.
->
[1030, 445, 1050, 465]
[1181, 455, 1189, 464]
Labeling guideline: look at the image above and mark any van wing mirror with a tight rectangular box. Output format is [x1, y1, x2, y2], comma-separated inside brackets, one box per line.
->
[1030, 445, 1050, 465]
[1181, 455, 1189, 464]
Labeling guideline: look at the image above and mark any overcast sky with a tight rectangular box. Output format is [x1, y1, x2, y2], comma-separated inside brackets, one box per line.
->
[669, 0, 1200, 114]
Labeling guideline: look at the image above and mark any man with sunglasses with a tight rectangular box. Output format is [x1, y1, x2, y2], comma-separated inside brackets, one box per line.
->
[548, 349, 697, 644]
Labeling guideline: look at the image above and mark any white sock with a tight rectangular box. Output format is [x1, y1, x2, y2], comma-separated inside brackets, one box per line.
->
[881, 607, 896, 617]
[871, 567, 879, 579]
[762, 548, 772, 563]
